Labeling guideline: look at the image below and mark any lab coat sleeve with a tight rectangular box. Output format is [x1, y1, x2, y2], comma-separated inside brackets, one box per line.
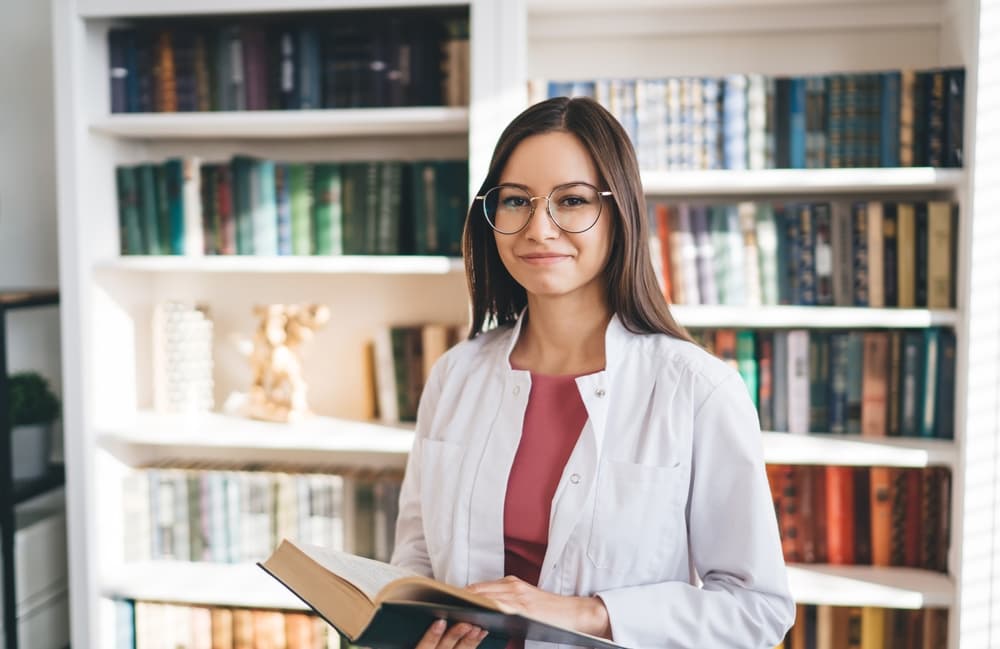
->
[388, 354, 446, 577]
[596, 373, 795, 649]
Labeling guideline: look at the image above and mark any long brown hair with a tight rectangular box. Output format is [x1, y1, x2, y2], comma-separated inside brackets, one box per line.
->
[462, 96, 691, 342]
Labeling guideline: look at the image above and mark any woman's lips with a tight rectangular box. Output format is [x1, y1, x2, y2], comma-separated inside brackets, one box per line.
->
[519, 253, 571, 265]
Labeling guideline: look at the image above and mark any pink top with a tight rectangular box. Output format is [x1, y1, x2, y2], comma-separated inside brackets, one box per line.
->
[503, 371, 590, 586]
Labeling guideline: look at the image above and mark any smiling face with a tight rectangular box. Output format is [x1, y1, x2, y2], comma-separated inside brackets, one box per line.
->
[491, 130, 614, 305]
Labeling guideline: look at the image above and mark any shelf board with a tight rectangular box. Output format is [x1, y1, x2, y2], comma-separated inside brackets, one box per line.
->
[787, 565, 954, 609]
[89, 107, 469, 140]
[762, 432, 955, 469]
[671, 305, 959, 329]
[12, 466, 66, 506]
[80, 0, 469, 18]
[642, 168, 964, 196]
[95, 255, 464, 275]
[0, 289, 59, 310]
[98, 411, 414, 469]
[103, 561, 306, 610]
[103, 562, 953, 611]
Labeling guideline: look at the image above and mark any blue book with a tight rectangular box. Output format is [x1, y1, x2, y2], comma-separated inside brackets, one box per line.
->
[275, 163, 293, 255]
[880, 71, 902, 167]
[788, 77, 807, 168]
[723, 75, 748, 170]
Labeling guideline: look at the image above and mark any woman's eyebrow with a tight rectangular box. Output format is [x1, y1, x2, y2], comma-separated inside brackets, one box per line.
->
[496, 180, 594, 192]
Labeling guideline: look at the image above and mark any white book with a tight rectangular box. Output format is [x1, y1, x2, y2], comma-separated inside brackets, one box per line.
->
[182, 156, 204, 256]
[786, 330, 811, 435]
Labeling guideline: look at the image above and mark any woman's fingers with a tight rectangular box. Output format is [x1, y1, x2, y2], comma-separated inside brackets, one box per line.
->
[414, 620, 487, 649]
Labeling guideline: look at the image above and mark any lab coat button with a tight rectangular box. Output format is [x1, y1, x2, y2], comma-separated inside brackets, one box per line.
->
[513, 385, 520, 396]
[595, 388, 606, 398]
[570, 473, 581, 484]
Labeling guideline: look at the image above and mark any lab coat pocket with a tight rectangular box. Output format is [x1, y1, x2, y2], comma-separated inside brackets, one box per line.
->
[419, 438, 464, 549]
[586, 458, 688, 572]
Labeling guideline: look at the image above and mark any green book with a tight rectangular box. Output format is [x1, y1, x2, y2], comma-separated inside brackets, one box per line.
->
[259, 540, 628, 649]
[312, 163, 342, 256]
[115, 165, 144, 255]
[288, 163, 314, 255]
[154, 164, 171, 256]
[735, 330, 758, 408]
[435, 160, 468, 257]
[136, 163, 161, 255]
[377, 161, 403, 255]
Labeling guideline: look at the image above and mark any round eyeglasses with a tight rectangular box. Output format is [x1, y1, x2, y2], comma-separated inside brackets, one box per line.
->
[476, 182, 613, 235]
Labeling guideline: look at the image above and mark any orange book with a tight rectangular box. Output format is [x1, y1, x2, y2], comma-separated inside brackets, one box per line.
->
[211, 607, 235, 649]
[252, 610, 287, 649]
[861, 333, 890, 437]
[791, 604, 808, 649]
[812, 466, 829, 563]
[714, 330, 738, 371]
[825, 466, 856, 565]
[860, 607, 886, 649]
[285, 612, 315, 649]
[869, 467, 893, 567]
[233, 609, 255, 649]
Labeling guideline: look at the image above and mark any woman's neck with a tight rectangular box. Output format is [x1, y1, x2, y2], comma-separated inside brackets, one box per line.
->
[510, 295, 612, 376]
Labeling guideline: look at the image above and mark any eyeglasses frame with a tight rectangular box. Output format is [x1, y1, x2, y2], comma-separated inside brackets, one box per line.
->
[474, 181, 614, 235]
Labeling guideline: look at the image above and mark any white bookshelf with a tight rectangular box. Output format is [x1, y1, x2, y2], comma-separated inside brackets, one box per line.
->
[95, 255, 464, 275]
[89, 107, 470, 140]
[786, 565, 954, 610]
[642, 168, 965, 197]
[671, 305, 959, 329]
[98, 410, 957, 470]
[98, 411, 414, 469]
[760, 432, 956, 470]
[102, 562, 307, 611]
[50, 0, 1000, 648]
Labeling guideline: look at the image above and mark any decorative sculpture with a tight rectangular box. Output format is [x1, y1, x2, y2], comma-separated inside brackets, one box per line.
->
[247, 303, 330, 423]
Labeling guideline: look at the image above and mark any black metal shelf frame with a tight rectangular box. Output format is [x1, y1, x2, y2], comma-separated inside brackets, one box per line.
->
[0, 291, 62, 649]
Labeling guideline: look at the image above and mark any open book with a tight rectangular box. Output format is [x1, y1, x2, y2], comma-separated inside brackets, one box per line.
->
[258, 540, 628, 649]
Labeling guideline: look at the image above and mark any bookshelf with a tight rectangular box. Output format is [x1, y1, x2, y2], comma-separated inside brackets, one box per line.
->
[89, 107, 470, 139]
[50, 1, 1000, 649]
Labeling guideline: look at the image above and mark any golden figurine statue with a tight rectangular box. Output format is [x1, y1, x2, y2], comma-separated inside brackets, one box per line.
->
[247, 303, 330, 423]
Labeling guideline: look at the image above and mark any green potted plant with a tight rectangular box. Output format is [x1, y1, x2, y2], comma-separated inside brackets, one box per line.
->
[7, 371, 60, 481]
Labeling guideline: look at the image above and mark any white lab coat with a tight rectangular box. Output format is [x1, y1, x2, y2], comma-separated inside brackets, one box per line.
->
[391, 312, 795, 649]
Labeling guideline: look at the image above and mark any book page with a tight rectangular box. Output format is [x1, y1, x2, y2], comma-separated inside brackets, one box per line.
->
[297, 543, 419, 601]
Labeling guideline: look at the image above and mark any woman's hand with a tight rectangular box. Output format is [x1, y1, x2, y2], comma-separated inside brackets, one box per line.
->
[415, 619, 488, 649]
[467, 576, 612, 639]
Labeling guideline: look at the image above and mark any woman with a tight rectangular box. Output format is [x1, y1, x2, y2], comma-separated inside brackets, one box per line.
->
[391, 96, 795, 649]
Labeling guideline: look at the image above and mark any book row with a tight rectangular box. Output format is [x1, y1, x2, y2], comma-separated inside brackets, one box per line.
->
[536, 68, 965, 170]
[370, 322, 466, 424]
[112, 600, 342, 649]
[123, 466, 402, 566]
[690, 328, 956, 438]
[115, 157, 468, 257]
[108, 9, 469, 113]
[767, 465, 949, 571]
[777, 604, 947, 649]
[650, 200, 958, 309]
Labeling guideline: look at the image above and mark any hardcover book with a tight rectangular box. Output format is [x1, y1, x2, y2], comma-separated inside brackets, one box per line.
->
[259, 540, 628, 649]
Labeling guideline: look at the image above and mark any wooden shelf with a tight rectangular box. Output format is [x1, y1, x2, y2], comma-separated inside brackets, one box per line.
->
[94, 255, 464, 275]
[787, 565, 954, 609]
[762, 432, 955, 469]
[671, 305, 959, 329]
[89, 107, 469, 140]
[98, 412, 414, 469]
[102, 561, 306, 610]
[642, 168, 964, 196]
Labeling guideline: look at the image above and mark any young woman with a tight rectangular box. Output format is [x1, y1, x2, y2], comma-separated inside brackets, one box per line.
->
[391, 96, 795, 649]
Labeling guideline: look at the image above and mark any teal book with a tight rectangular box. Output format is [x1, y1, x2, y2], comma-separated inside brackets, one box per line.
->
[253, 159, 278, 256]
[115, 165, 144, 255]
[136, 163, 161, 255]
[231, 156, 255, 255]
[735, 330, 758, 408]
[313, 163, 343, 256]
[163, 158, 185, 255]
[259, 540, 628, 649]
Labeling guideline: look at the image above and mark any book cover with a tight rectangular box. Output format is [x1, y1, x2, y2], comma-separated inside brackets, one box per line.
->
[259, 540, 628, 649]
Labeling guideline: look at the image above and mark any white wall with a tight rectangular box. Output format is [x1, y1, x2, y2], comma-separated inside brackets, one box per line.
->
[0, 0, 63, 395]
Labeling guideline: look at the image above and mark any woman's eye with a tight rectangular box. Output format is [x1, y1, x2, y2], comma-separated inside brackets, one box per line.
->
[503, 196, 528, 208]
[561, 196, 586, 207]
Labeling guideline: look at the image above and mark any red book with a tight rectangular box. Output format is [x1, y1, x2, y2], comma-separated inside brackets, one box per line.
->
[812, 466, 829, 563]
[825, 465, 856, 565]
